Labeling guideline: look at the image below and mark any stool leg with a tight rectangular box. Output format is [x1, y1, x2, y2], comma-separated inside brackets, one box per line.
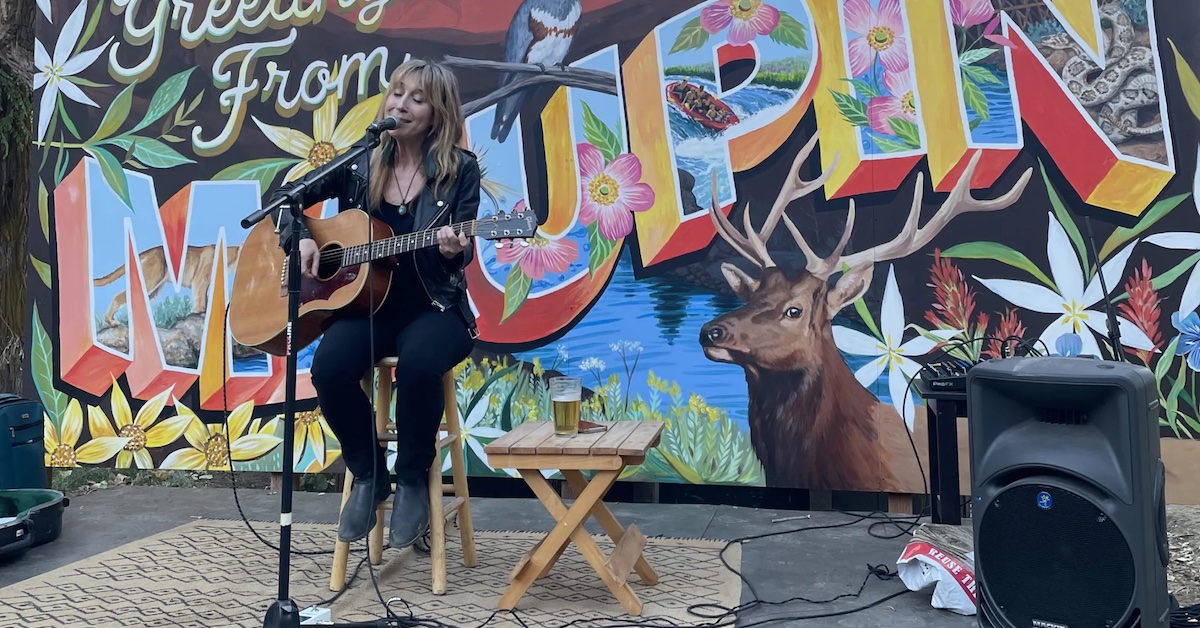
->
[429, 460, 447, 595]
[329, 469, 355, 591]
[442, 371, 477, 569]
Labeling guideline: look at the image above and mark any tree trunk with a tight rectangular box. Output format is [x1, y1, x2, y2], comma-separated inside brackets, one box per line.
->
[0, 0, 35, 394]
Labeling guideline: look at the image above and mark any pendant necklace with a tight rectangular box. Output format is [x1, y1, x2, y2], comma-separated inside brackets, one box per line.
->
[391, 162, 420, 215]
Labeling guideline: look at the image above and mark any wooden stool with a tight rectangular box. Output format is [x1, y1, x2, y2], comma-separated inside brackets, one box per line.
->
[328, 360, 477, 594]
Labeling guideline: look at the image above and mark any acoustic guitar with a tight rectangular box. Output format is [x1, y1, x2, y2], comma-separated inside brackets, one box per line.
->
[228, 207, 536, 356]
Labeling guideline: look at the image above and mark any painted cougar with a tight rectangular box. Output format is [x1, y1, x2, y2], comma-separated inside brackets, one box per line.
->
[93, 244, 241, 328]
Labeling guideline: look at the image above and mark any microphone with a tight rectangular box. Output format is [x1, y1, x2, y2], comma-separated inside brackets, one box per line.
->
[366, 115, 400, 134]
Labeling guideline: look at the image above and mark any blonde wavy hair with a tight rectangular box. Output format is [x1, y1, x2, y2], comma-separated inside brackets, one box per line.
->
[368, 59, 465, 211]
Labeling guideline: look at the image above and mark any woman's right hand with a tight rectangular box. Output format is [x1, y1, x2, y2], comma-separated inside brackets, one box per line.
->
[299, 238, 319, 278]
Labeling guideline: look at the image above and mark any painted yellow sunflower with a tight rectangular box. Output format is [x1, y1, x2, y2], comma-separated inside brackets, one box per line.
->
[44, 399, 129, 468]
[159, 399, 282, 471]
[86, 381, 191, 469]
[251, 86, 384, 183]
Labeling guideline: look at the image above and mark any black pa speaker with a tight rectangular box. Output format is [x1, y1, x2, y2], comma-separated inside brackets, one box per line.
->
[965, 356, 1170, 628]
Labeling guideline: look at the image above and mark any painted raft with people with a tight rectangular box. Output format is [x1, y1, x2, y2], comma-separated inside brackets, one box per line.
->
[665, 79, 741, 131]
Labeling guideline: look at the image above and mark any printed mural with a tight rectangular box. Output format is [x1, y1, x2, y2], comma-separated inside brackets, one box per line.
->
[24, 0, 1200, 500]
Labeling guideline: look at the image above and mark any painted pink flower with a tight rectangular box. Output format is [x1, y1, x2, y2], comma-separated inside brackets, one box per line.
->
[844, 0, 909, 77]
[981, 14, 1016, 49]
[700, 0, 781, 47]
[867, 71, 917, 135]
[950, 0, 995, 29]
[495, 203, 579, 280]
[578, 143, 655, 240]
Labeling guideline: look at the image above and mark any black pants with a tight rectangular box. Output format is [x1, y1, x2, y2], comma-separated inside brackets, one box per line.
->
[309, 306, 474, 483]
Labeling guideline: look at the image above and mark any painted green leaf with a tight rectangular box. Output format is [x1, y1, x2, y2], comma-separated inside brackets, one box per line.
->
[212, 157, 301, 195]
[1113, 251, 1200, 303]
[842, 78, 878, 99]
[961, 64, 1000, 85]
[84, 146, 134, 210]
[1099, 193, 1190, 260]
[969, 117, 984, 131]
[587, 221, 617, 276]
[1155, 336, 1180, 388]
[669, 16, 709, 54]
[959, 47, 998, 65]
[73, 0, 105, 56]
[873, 135, 912, 153]
[89, 81, 138, 143]
[961, 78, 989, 121]
[131, 137, 195, 168]
[31, 303, 69, 426]
[1168, 39, 1200, 122]
[56, 98, 80, 140]
[887, 117, 921, 148]
[580, 101, 623, 164]
[38, 179, 49, 242]
[829, 89, 869, 127]
[130, 68, 195, 134]
[501, 264, 532, 322]
[1039, 160, 1089, 275]
[851, 295, 882, 341]
[940, 241, 1058, 291]
[64, 75, 109, 89]
[768, 11, 807, 50]
[1166, 362, 1188, 433]
[30, 255, 51, 287]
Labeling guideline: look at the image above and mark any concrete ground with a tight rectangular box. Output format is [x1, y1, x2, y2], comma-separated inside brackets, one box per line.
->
[0, 484, 976, 627]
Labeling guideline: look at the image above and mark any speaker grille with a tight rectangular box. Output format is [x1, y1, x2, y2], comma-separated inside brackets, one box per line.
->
[978, 483, 1136, 627]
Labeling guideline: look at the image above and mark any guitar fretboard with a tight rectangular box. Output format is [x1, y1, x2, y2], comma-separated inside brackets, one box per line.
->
[340, 220, 482, 266]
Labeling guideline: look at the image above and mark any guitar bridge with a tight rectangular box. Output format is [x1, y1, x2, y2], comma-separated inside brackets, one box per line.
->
[279, 257, 287, 298]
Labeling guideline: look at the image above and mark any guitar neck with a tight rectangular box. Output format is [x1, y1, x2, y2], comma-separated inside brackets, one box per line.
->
[340, 219, 480, 266]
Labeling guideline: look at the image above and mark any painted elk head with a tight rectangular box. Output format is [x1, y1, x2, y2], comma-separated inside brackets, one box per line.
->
[699, 131, 1033, 376]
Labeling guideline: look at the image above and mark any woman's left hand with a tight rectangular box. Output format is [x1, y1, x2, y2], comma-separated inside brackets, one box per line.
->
[437, 226, 471, 258]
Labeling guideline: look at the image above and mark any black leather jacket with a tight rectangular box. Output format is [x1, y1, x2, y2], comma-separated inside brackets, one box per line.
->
[267, 139, 481, 335]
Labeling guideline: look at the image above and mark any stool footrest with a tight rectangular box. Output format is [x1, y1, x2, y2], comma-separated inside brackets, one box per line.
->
[437, 434, 458, 449]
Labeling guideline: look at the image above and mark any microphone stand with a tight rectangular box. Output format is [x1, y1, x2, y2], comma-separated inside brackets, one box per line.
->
[242, 130, 384, 628]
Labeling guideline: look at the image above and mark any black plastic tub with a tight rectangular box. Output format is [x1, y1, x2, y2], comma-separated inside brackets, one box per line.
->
[0, 489, 69, 559]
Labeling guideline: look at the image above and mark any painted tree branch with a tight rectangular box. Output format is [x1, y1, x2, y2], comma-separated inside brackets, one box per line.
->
[443, 55, 619, 117]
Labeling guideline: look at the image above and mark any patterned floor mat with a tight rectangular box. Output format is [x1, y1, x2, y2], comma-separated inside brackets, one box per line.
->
[0, 517, 742, 627]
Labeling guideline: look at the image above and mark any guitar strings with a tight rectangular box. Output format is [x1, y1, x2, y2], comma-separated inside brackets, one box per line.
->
[312, 217, 490, 265]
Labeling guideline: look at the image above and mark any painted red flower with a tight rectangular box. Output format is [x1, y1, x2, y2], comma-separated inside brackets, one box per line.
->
[495, 201, 580, 280]
[578, 143, 655, 240]
[701, 0, 781, 47]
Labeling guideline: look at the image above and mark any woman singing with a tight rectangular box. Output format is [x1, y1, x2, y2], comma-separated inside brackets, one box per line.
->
[268, 58, 480, 548]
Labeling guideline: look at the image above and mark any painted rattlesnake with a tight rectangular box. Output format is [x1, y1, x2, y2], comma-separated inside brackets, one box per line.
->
[1040, 2, 1161, 143]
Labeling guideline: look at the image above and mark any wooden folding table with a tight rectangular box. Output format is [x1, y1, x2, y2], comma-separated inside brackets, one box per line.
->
[483, 419, 665, 615]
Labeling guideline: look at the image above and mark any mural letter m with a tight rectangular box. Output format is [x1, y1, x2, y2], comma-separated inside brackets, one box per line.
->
[53, 156, 282, 410]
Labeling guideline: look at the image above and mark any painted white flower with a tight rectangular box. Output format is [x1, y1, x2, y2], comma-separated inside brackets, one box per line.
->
[1143, 143, 1200, 318]
[441, 400, 506, 475]
[832, 265, 960, 430]
[974, 211, 1155, 359]
[33, 0, 112, 142]
[37, 0, 51, 22]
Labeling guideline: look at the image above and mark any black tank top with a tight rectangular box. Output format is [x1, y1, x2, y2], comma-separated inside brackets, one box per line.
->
[374, 197, 433, 317]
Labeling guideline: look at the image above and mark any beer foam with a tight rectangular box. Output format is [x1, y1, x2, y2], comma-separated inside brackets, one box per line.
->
[551, 391, 581, 402]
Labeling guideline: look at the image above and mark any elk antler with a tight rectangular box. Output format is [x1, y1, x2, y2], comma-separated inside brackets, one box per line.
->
[708, 131, 837, 270]
[836, 150, 1034, 270]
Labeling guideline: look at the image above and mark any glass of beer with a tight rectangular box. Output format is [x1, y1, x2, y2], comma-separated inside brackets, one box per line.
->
[549, 376, 582, 435]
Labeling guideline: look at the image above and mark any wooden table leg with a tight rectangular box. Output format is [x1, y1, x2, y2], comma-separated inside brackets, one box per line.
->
[561, 470, 658, 586]
[498, 468, 645, 615]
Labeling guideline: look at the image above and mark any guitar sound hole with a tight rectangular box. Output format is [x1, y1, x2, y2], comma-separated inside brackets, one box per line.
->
[315, 245, 343, 281]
